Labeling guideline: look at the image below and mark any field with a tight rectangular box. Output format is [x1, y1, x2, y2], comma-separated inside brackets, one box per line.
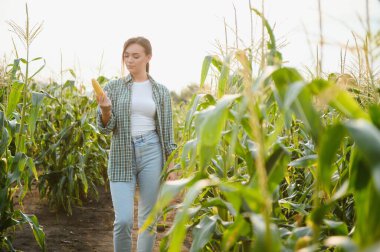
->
[1, 2, 380, 252]
[10, 182, 191, 251]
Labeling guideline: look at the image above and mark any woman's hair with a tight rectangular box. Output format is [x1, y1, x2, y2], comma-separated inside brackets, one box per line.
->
[121, 36, 152, 76]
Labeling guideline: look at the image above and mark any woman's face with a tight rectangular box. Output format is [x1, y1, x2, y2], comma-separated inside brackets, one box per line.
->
[123, 43, 151, 75]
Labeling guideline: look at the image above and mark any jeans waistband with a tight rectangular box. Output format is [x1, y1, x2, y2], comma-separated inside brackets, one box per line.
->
[131, 130, 157, 141]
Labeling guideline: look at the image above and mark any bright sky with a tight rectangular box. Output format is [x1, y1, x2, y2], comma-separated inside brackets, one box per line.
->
[0, 0, 379, 92]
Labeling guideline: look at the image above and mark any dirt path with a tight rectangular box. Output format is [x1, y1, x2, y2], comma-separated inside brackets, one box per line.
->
[11, 182, 191, 251]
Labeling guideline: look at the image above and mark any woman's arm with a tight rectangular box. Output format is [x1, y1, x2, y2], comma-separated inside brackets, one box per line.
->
[96, 81, 116, 134]
[101, 109, 112, 126]
[162, 87, 177, 158]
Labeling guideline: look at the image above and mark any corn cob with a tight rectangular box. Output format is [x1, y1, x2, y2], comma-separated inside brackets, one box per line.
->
[91, 79, 105, 97]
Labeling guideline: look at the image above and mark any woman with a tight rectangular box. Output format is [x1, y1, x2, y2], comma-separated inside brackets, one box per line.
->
[95, 36, 177, 252]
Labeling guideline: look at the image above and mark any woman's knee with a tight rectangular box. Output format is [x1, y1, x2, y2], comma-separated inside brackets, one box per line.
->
[115, 216, 134, 230]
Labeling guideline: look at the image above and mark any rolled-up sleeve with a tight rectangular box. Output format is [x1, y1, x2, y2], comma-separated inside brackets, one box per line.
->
[96, 81, 116, 135]
[162, 87, 177, 157]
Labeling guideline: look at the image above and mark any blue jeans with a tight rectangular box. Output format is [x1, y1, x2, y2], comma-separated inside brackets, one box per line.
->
[110, 130, 163, 252]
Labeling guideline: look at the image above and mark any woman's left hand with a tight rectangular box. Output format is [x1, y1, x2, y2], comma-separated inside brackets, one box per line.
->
[166, 161, 176, 181]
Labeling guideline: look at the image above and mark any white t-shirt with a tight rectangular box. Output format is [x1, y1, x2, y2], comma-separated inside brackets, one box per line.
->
[130, 79, 157, 136]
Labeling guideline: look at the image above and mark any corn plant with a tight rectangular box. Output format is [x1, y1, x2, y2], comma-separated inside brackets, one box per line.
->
[0, 5, 46, 250]
[141, 6, 380, 252]
[0, 111, 45, 251]
[31, 77, 110, 215]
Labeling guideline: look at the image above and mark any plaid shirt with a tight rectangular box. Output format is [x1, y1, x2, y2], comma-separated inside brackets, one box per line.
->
[96, 74, 177, 182]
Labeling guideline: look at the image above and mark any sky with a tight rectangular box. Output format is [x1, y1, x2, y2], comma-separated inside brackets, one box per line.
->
[0, 0, 379, 92]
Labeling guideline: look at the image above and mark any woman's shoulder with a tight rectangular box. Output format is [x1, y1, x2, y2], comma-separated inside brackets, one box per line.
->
[153, 81, 170, 95]
[104, 77, 123, 90]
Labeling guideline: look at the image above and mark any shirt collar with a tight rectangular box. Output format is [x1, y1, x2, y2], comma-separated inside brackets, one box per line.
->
[123, 73, 157, 86]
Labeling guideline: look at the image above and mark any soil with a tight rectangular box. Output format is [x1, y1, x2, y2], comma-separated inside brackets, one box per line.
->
[10, 181, 192, 252]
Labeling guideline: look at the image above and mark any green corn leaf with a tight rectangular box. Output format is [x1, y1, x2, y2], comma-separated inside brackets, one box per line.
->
[184, 94, 206, 134]
[318, 123, 346, 193]
[190, 215, 218, 252]
[211, 55, 223, 72]
[202, 197, 237, 217]
[169, 179, 213, 252]
[353, 183, 380, 247]
[289, 155, 318, 168]
[328, 89, 369, 120]
[266, 145, 290, 194]
[28, 92, 45, 142]
[344, 119, 380, 193]
[221, 214, 250, 251]
[217, 56, 230, 98]
[26, 156, 38, 181]
[6, 81, 24, 118]
[19, 211, 46, 251]
[140, 176, 195, 233]
[323, 219, 348, 236]
[200, 55, 213, 88]
[9, 58, 21, 82]
[195, 94, 240, 169]
[310, 79, 369, 120]
[249, 213, 281, 252]
[0, 112, 10, 157]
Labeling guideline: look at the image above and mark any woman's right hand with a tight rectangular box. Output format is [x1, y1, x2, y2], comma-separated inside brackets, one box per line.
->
[96, 91, 112, 113]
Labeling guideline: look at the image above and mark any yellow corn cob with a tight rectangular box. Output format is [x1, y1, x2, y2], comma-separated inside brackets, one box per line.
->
[91, 79, 105, 97]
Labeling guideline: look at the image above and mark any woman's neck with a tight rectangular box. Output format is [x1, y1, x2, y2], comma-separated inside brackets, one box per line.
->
[132, 72, 148, 82]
